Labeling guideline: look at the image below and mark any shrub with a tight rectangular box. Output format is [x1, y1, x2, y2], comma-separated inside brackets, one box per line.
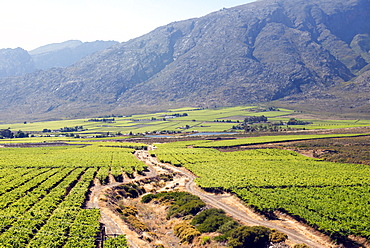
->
[228, 226, 271, 248]
[191, 208, 239, 234]
[118, 205, 148, 232]
[124, 215, 148, 232]
[269, 229, 288, 243]
[168, 199, 206, 218]
[141, 192, 206, 219]
[191, 208, 225, 225]
[201, 236, 211, 245]
[217, 219, 240, 234]
[174, 221, 200, 243]
[120, 206, 138, 216]
[195, 214, 231, 233]
[141, 193, 156, 203]
[117, 184, 145, 198]
[213, 234, 228, 242]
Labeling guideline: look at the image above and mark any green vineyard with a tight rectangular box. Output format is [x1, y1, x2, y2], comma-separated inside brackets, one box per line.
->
[192, 133, 370, 148]
[0, 142, 145, 247]
[152, 141, 370, 240]
[1, 134, 370, 246]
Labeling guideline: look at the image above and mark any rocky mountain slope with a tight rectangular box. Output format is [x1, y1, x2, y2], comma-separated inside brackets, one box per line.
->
[0, 48, 35, 78]
[29, 40, 118, 70]
[0, 0, 369, 122]
[0, 40, 117, 79]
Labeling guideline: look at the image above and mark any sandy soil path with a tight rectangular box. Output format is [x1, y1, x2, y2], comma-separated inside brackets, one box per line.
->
[86, 147, 335, 247]
[138, 148, 334, 248]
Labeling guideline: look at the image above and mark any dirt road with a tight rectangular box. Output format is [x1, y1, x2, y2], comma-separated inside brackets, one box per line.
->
[86, 179, 143, 248]
[86, 148, 332, 247]
[137, 149, 331, 248]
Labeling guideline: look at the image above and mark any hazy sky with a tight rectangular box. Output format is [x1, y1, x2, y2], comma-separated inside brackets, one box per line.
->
[1, 0, 255, 51]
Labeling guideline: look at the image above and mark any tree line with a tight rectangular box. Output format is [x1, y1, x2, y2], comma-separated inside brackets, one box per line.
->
[231, 116, 312, 132]
[0, 129, 30, 139]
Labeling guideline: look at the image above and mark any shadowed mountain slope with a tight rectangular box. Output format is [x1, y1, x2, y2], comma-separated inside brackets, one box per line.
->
[0, 0, 369, 122]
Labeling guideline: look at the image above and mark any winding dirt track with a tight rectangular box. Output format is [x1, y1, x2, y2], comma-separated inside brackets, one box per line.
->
[138, 149, 330, 248]
[183, 169, 327, 247]
[86, 179, 143, 248]
[87, 149, 330, 247]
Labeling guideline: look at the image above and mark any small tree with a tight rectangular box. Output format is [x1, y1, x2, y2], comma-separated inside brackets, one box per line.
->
[269, 229, 288, 243]
[0, 129, 13, 138]
[174, 222, 200, 243]
[228, 226, 270, 248]
[14, 130, 28, 138]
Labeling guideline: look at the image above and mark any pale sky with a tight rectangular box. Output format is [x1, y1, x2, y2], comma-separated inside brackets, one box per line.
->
[0, 0, 255, 51]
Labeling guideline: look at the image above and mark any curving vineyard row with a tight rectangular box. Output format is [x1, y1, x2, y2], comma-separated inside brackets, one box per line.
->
[152, 143, 370, 240]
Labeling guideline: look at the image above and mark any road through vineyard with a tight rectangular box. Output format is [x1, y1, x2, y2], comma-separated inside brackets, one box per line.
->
[137, 148, 329, 248]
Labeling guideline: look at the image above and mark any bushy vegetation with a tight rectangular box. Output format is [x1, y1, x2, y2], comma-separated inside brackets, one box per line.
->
[115, 184, 145, 198]
[191, 208, 239, 234]
[189, 208, 286, 246]
[173, 221, 201, 243]
[287, 118, 312, 125]
[244, 115, 268, 124]
[269, 229, 288, 243]
[141, 191, 205, 218]
[228, 226, 271, 248]
[142, 191, 287, 247]
[119, 205, 148, 232]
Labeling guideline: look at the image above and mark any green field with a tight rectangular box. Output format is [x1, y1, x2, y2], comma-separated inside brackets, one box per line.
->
[1, 105, 369, 137]
[0, 142, 147, 247]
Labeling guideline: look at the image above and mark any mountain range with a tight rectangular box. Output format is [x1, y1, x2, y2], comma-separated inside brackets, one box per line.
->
[28, 40, 118, 70]
[0, 48, 35, 78]
[0, 40, 118, 78]
[0, 0, 369, 122]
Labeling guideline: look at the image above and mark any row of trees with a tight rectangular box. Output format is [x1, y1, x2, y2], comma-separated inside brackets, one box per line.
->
[42, 126, 85, 133]
[287, 118, 312, 125]
[244, 115, 268, 124]
[0, 129, 30, 139]
[231, 116, 312, 132]
[214, 119, 240, 123]
[87, 118, 115, 123]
